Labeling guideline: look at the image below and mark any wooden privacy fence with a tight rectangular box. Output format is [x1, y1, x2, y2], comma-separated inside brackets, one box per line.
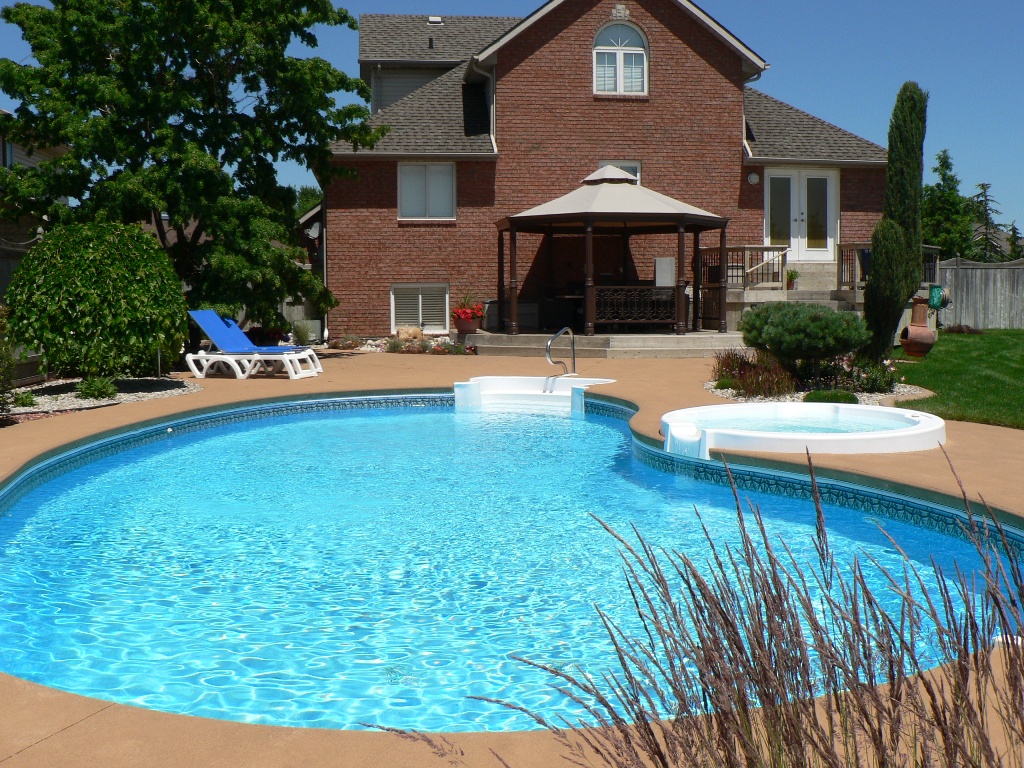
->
[939, 258, 1024, 329]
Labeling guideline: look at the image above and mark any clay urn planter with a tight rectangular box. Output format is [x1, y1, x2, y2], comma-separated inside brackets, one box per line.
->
[899, 296, 937, 358]
[452, 316, 482, 334]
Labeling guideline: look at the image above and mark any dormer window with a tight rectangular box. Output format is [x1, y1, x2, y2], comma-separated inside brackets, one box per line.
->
[593, 23, 648, 95]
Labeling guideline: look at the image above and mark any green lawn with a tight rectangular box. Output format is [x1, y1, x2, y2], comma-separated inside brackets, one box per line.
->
[894, 329, 1024, 429]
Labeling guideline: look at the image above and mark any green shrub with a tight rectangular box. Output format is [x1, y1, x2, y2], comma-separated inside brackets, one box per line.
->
[6, 223, 188, 378]
[735, 351, 797, 397]
[740, 302, 870, 383]
[804, 389, 858, 404]
[291, 322, 312, 347]
[714, 377, 734, 390]
[13, 390, 36, 408]
[76, 376, 118, 400]
[0, 306, 14, 417]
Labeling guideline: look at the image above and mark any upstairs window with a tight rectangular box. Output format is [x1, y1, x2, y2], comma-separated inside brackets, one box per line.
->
[593, 23, 648, 95]
[1, 137, 12, 169]
[398, 163, 455, 219]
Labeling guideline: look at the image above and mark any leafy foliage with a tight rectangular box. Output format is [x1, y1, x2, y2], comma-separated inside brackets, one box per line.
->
[0, 306, 14, 416]
[864, 218, 917, 361]
[75, 376, 118, 400]
[864, 82, 929, 362]
[922, 149, 977, 260]
[0, 0, 384, 327]
[803, 388, 858, 404]
[13, 390, 34, 408]
[6, 223, 188, 377]
[1008, 222, 1024, 261]
[883, 81, 928, 276]
[971, 183, 1005, 262]
[739, 302, 870, 381]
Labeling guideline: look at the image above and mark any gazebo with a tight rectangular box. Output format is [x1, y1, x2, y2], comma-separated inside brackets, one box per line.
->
[494, 167, 731, 335]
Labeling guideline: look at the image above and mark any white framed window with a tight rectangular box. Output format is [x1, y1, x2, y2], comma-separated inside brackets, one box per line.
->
[593, 23, 648, 95]
[0, 137, 13, 169]
[391, 283, 449, 332]
[398, 163, 455, 219]
[598, 160, 641, 184]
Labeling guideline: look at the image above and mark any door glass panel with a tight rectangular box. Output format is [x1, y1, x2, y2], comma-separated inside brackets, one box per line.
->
[805, 177, 828, 249]
[768, 177, 791, 246]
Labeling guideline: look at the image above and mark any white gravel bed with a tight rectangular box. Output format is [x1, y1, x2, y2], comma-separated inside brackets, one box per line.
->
[11, 377, 202, 414]
[703, 381, 929, 406]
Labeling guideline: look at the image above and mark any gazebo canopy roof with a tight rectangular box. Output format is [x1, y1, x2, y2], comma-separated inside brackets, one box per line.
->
[496, 168, 729, 235]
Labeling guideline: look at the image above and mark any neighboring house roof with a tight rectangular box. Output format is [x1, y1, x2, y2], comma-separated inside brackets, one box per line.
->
[744, 89, 887, 166]
[331, 63, 494, 157]
[359, 14, 520, 63]
[473, 0, 766, 76]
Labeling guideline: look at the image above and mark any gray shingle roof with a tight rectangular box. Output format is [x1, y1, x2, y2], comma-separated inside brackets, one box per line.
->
[331, 63, 494, 156]
[359, 15, 520, 63]
[744, 90, 886, 165]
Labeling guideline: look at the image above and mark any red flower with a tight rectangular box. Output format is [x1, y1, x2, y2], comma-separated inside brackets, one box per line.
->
[451, 302, 484, 320]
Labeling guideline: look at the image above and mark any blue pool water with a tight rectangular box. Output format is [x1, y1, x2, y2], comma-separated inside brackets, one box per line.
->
[0, 404, 985, 731]
[692, 412, 908, 434]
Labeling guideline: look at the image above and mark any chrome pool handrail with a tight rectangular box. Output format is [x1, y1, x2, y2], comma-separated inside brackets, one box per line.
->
[546, 327, 576, 376]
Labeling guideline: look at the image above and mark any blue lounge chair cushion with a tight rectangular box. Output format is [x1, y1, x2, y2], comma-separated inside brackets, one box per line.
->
[188, 310, 308, 354]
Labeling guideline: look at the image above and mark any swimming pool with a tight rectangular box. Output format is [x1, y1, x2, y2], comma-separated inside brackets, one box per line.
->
[0, 396, 994, 732]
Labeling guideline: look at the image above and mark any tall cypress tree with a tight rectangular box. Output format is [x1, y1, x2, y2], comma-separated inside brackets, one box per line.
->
[863, 82, 928, 361]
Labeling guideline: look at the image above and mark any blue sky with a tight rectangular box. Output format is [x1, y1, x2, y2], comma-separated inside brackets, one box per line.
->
[1, 0, 1021, 225]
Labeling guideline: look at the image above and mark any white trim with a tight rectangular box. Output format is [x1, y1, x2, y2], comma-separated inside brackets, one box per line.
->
[593, 22, 648, 96]
[397, 162, 457, 221]
[475, 0, 767, 73]
[390, 283, 450, 333]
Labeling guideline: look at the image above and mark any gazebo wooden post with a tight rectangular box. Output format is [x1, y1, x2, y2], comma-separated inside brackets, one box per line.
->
[497, 230, 506, 331]
[675, 224, 687, 335]
[509, 227, 519, 335]
[692, 230, 702, 331]
[584, 220, 595, 336]
[718, 226, 728, 333]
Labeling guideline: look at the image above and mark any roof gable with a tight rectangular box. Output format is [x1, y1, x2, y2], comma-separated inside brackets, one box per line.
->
[331, 63, 494, 156]
[744, 90, 886, 165]
[474, 0, 766, 75]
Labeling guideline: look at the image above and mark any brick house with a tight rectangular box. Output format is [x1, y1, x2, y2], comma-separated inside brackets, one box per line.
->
[324, 0, 887, 338]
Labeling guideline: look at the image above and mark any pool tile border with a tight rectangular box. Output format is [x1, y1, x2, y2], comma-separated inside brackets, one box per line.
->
[583, 395, 1024, 555]
[4, 392, 1021, 556]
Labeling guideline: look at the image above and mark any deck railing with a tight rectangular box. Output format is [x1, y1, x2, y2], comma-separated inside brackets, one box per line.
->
[697, 245, 789, 289]
[595, 286, 677, 324]
[838, 242, 942, 290]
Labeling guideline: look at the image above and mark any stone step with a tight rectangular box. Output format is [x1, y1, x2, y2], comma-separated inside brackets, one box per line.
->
[468, 331, 747, 359]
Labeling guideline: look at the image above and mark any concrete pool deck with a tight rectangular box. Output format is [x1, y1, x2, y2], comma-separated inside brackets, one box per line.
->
[1, 350, 1022, 767]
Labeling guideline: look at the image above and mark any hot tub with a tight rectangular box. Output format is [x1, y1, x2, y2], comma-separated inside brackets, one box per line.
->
[661, 402, 946, 460]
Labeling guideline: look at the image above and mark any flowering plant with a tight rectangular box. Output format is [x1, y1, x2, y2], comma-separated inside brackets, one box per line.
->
[451, 294, 485, 321]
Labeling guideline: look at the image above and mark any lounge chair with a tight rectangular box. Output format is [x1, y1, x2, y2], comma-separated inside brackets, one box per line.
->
[185, 310, 323, 380]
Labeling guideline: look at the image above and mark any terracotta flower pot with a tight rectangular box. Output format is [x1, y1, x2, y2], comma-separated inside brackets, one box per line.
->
[453, 316, 481, 334]
[899, 296, 936, 358]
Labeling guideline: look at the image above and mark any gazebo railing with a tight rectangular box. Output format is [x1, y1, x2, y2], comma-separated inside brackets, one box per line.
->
[595, 286, 677, 324]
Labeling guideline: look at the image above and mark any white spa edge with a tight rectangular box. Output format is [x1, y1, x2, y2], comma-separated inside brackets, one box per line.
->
[661, 402, 947, 460]
[454, 375, 616, 414]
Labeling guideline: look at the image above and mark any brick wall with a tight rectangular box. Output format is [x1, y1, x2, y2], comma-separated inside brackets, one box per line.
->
[324, 0, 881, 336]
[839, 166, 886, 243]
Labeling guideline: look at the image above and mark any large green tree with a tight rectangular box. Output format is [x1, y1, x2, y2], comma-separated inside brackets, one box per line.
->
[0, 0, 383, 327]
[921, 149, 976, 260]
[863, 81, 928, 361]
[971, 183, 1005, 262]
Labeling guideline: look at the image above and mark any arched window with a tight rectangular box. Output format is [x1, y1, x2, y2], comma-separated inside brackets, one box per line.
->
[593, 23, 648, 95]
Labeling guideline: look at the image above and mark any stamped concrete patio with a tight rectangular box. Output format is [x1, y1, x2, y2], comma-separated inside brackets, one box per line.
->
[1, 351, 1021, 767]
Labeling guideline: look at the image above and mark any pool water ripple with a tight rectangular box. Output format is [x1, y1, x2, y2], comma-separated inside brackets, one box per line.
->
[0, 406, 985, 731]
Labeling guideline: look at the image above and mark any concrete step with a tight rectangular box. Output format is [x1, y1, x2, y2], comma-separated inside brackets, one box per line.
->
[469, 331, 747, 359]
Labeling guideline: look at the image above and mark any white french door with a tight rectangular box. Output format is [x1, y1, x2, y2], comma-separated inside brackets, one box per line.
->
[765, 168, 839, 262]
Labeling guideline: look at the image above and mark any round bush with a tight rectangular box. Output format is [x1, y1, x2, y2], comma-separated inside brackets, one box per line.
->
[6, 223, 188, 377]
[739, 302, 870, 380]
[803, 389, 859, 404]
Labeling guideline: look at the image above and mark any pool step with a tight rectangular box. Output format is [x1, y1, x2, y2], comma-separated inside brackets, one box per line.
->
[468, 330, 747, 359]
